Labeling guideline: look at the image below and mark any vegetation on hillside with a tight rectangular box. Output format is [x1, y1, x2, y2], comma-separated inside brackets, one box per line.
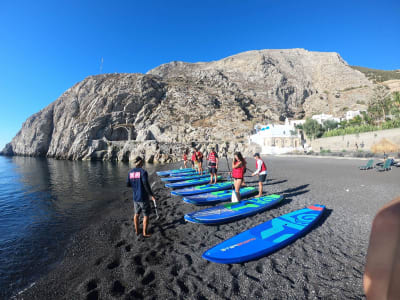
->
[351, 66, 400, 83]
[298, 90, 400, 140]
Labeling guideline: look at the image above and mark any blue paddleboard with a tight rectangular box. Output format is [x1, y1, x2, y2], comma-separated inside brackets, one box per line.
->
[202, 205, 325, 264]
[161, 174, 210, 183]
[183, 187, 257, 205]
[156, 168, 195, 177]
[166, 176, 222, 189]
[171, 181, 231, 196]
[184, 194, 283, 222]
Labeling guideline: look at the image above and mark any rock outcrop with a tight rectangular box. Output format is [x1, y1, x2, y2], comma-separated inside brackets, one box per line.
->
[2, 49, 377, 161]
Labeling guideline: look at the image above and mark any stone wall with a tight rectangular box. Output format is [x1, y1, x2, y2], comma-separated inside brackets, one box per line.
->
[310, 128, 400, 152]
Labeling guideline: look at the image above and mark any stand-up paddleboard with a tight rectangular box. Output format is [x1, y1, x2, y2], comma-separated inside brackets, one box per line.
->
[166, 176, 222, 189]
[156, 168, 195, 177]
[202, 205, 325, 264]
[183, 187, 257, 205]
[185, 194, 283, 222]
[161, 174, 210, 182]
[171, 181, 231, 196]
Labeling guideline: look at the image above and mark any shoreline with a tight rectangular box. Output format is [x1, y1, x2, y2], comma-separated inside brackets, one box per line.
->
[15, 156, 400, 299]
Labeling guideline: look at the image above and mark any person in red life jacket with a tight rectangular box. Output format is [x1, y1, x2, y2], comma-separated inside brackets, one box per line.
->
[207, 147, 219, 184]
[232, 152, 246, 202]
[251, 153, 267, 197]
[191, 150, 197, 169]
[196, 149, 204, 175]
[183, 150, 188, 168]
[126, 156, 156, 238]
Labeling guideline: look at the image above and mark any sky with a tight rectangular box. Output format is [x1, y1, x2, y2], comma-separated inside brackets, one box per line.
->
[0, 0, 399, 150]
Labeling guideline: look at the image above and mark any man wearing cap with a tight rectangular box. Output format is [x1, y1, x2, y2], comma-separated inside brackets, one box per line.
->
[127, 156, 156, 237]
[251, 153, 267, 197]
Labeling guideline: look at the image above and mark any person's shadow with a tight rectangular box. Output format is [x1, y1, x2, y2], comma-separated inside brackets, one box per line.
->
[279, 184, 310, 198]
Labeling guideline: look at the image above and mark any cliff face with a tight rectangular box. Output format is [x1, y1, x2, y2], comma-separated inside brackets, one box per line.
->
[2, 49, 376, 161]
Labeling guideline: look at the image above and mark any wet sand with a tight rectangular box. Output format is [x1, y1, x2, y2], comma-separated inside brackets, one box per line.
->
[16, 156, 400, 299]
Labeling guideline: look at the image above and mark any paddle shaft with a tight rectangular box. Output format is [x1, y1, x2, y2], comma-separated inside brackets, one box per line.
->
[153, 198, 159, 219]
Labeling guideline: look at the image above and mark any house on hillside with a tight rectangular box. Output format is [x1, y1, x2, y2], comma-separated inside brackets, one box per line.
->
[249, 118, 304, 154]
[345, 110, 365, 121]
[311, 114, 341, 124]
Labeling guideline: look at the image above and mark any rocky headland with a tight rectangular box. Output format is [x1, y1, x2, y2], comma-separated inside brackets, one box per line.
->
[2, 49, 377, 162]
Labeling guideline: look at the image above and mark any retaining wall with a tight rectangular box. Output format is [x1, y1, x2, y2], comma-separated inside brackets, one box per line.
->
[310, 128, 400, 152]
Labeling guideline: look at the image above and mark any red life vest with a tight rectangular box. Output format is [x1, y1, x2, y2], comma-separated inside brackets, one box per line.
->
[232, 160, 245, 179]
[196, 151, 203, 160]
[208, 151, 217, 163]
[183, 154, 187, 161]
[191, 153, 196, 161]
[259, 159, 267, 172]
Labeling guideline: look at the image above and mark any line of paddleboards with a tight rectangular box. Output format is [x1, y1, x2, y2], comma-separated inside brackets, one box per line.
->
[202, 204, 325, 264]
[185, 194, 283, 221]
[183, 187, 258, 205]
[171, 181, 231, 195]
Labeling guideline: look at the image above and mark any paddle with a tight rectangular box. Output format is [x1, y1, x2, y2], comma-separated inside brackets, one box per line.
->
[153, 198, 160, 220]
[224, 154, 238, 202]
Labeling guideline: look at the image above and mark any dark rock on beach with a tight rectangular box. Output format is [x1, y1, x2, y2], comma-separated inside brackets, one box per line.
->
[15, 156, 400, 299]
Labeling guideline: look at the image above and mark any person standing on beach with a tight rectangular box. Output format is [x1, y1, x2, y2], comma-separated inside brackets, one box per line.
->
[126, 156, 156, 237]
[231, 152, 246, 202]
[191, 150, 197, 169]
[251, 153, 267, 197]
[183, 150, 188, 168]
[207, 147, 219, 184]
[196, 148, 204, 175]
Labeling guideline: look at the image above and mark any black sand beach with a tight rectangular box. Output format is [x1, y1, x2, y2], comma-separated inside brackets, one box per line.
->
[15, 156, 400, 299]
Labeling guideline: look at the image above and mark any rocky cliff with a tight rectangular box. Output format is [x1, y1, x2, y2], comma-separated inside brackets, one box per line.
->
[2, 49, 377, 161]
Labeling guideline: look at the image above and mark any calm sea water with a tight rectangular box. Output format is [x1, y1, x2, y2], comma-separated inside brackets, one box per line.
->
[0, 156, 159, 298]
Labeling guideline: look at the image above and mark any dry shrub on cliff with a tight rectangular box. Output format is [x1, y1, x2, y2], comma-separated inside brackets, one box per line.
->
[371, 138, 400, 153]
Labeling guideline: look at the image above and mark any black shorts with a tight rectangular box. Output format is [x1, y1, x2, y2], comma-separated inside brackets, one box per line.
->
[209, 167, 217, 174]
[134, 201, 151, 216]
[258, 174, 267, 183]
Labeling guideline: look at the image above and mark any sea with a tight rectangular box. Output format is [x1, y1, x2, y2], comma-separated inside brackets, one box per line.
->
[0, 155, 158, 299]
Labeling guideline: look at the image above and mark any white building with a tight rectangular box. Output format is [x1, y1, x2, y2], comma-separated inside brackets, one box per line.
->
[311, 114, 341, 125]
[249, 118, 304, 154]
[345, 110, 364, 121]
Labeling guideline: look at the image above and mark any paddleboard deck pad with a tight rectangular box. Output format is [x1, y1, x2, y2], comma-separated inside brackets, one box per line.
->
[183, 187, 257, 205]
[202, 204, 325, 264]
[184, 194, 283, 222]
[171, 181, 231, 196]
[161, 174, 210, 182]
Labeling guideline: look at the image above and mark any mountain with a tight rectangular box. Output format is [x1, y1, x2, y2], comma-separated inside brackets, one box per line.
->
[1, 49, 378, 161]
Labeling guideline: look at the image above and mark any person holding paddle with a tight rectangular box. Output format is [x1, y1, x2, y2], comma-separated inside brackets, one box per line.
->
[231, 152, 246, 202]
[126, 156, 157, 238]
[207, 147, 219, 184]
[252, 153, 267, 197]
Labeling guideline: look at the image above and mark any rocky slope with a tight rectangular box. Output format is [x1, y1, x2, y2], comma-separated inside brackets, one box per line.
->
[2, 49, 377, 161]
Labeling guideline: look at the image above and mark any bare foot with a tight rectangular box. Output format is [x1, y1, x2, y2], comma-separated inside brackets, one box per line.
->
[143, 233, 152, 238]
[256, 194, 262, 198]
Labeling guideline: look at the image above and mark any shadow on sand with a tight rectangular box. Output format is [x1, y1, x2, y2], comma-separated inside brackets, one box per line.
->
[279, 184, 310, 198]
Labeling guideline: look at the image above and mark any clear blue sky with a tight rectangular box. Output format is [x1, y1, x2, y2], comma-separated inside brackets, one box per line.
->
[0, 0, 399, 150]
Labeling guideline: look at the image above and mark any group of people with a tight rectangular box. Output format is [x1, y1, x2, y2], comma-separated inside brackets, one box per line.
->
[183, 147, 219, 184]
[125, 152, 399, 300]
[127, 149, 268, 236]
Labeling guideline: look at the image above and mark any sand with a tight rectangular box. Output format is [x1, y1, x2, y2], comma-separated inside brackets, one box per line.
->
[15, 156, 400, 299]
